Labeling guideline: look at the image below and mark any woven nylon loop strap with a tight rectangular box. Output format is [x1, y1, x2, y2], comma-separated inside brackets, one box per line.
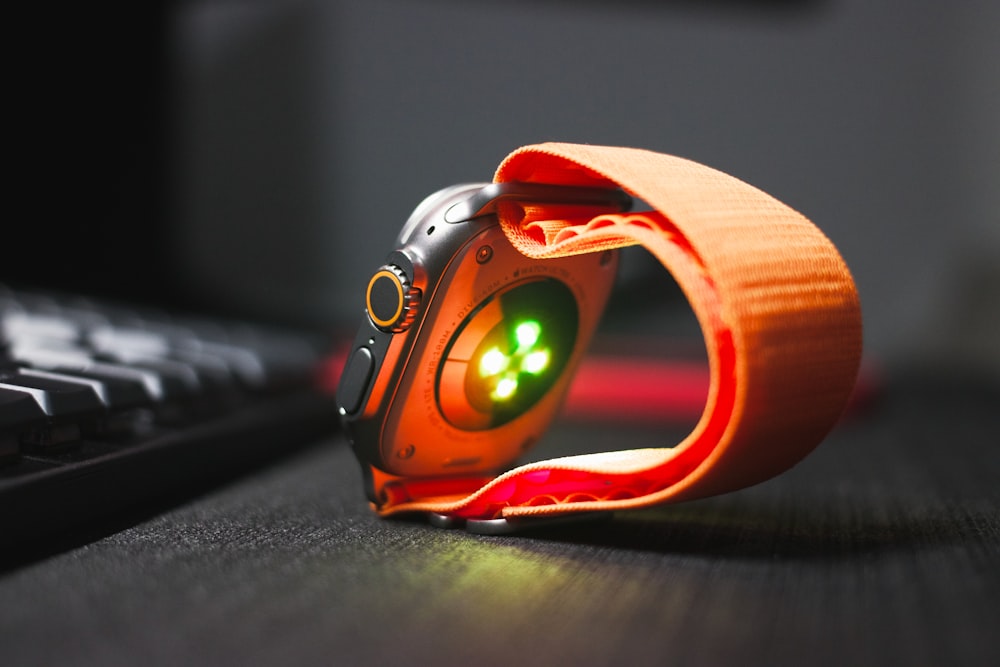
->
[376, 142, 862, 520]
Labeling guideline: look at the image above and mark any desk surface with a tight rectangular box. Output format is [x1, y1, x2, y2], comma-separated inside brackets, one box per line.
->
[2, 371, 998, 667]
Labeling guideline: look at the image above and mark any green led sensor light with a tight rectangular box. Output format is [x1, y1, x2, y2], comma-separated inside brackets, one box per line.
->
[515, 321, 541, 349]
[479, 348, 508, 377]
[478, 319, 554, 403]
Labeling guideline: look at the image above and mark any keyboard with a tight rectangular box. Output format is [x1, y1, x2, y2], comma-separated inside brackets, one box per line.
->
[0, 286, 341, 553]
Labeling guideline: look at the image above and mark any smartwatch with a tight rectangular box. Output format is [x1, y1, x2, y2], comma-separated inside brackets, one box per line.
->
[337, 143, 862, 533]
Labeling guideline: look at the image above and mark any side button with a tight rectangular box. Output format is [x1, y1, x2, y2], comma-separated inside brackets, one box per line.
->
[338, 347, 375, 415]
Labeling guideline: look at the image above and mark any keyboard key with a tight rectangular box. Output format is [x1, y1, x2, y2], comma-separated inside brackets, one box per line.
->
[17, 368, 149, 412]
[0, 387, 47, 461]
[8, 345, 184, 404]
[0, 371, 104, 418]
[2, 311, 80, 345]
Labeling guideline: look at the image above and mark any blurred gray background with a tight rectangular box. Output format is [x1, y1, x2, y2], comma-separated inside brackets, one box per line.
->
[169, 0, 999, 374]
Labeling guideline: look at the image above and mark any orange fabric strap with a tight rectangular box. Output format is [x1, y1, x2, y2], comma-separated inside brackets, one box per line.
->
[376, 142, 862, 521]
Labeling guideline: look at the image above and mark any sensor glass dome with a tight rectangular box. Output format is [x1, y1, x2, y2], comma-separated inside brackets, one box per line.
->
[436, 278, 579, 430]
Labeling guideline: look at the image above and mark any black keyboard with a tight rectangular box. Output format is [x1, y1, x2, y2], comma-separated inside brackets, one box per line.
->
[0, 286, 341, 553]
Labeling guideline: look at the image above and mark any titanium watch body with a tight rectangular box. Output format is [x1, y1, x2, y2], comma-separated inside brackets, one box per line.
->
[337, 182, 627, 504]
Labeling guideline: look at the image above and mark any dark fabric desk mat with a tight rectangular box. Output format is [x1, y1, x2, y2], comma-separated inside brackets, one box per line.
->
[1, 371, 997, 666]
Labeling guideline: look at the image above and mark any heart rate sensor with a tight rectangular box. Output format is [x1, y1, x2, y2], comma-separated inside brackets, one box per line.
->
[437, 277, 579, 431]
[337, 143, 862, 532]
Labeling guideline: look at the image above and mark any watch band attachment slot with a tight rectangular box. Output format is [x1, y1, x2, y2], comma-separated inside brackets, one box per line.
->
[444, 182, 632, 223]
